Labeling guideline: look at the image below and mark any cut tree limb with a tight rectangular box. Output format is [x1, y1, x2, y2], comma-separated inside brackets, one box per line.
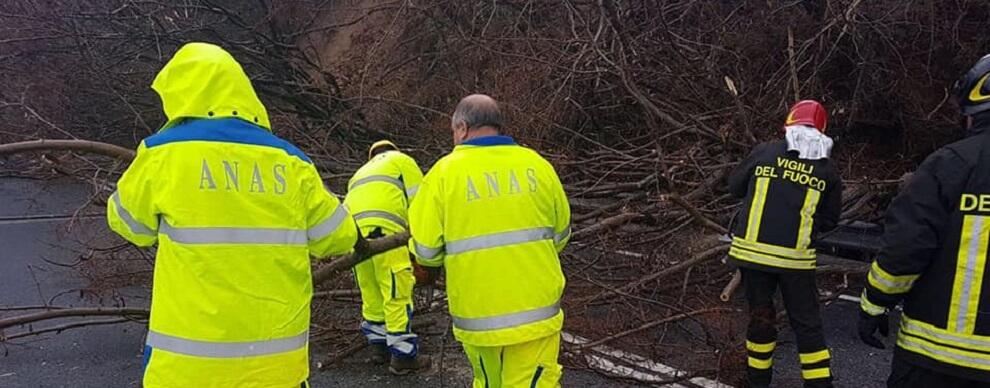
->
[0, 139, 135, 161]
[572, 213, 642, 240]
[667, 193, 727, 234]
[587, 243, 729, 302]
[311, 232, 410, 285]
[0, 307, 148, 329]
[574, 307, 735, 350]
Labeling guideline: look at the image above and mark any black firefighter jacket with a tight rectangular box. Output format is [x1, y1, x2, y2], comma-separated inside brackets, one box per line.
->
[727, 139, 842, 273]
[863, 129, 990, 382]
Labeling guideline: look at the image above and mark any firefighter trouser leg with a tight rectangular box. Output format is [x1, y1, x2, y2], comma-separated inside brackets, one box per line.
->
[778, 272, 832, 388]
[742, 268, 778, 388]
[887, 351, 986, 388]
[355, 230, 418, 358]
[462, 332, 563, 388]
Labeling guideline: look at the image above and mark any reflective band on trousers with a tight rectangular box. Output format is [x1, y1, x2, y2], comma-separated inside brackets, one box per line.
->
[354, 210, 408, 230]
[446, 227, 554, 255]
[111, 191, 156, 236]
[160, 220, 307, 245]
[146, 330, 308, 358]
[452, 302, 560, 331]
[307, 205, 350, 241]
[350, 175, 404, 192]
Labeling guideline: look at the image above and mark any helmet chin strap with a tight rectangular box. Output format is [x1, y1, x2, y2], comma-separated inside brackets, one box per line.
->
[963, 111, 990, 136]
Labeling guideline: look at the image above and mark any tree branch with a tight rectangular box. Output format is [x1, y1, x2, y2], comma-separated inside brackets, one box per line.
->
[0, 139, 135, 161]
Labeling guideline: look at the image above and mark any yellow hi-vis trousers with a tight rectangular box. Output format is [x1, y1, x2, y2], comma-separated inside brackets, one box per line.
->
[462, 332, 563, 388]
[354, 227, 418, 357]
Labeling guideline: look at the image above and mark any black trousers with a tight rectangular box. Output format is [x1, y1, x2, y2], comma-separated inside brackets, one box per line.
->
[887, 353, 987, 388]
[741, 268, 833, 388]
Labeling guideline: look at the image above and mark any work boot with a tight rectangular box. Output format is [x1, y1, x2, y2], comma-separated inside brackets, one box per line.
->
[369, 344, 390, 365]
[388, 354, 432, 375]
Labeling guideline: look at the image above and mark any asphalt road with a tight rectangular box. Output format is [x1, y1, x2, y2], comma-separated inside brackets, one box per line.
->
[769, 298, 897, 387]
[0, 178, 620, 387]
[0, 177, 899, 387]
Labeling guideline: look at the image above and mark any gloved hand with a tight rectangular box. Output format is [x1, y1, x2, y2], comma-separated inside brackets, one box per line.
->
[857, 310, 890, 349]
[410, 254, 440, 285]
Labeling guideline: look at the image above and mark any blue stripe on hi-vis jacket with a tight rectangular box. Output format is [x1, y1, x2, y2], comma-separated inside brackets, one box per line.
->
[144, 118, 312, 163]
[462, 135, 516, 146]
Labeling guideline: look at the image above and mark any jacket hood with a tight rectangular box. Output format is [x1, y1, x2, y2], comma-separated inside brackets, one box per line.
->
[152, 42, 271, 131]
[784, 124, 833, 160]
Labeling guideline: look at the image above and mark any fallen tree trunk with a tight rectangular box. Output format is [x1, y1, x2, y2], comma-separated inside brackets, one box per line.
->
[311, 232, 410, 284]
[0, 139, 135, 161]
[0, 307, 147, 329]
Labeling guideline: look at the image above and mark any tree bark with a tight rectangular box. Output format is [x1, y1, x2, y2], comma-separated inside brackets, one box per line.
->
[0, 139, 136, 161]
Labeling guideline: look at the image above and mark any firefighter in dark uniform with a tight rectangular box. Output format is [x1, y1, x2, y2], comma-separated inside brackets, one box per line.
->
[728, 100, 843, 388]
[858, 55, 990, 387]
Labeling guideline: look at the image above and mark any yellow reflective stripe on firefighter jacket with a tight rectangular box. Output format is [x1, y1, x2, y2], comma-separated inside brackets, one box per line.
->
[408, 135, 571, 347]
[344, 150, 423, 233]
[106, 42, 358, 388]
[726, 140, 842, 272]
[863, 130, 990, 382]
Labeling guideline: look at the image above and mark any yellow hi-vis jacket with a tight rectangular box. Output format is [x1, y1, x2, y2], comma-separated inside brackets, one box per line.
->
[344, 150, 423, 233]
[408, 135, 571, 347]
[106, 42, 358, 388]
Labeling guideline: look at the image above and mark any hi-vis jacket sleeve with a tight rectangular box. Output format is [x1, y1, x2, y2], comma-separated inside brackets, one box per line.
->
[107, 142, 160, 247]
[408, 171, 445, 267]
[550, 165, 571, 252]
[862, 149, 968, 315]
[396, 153, 425, 202]
[305, 165, 358, 259]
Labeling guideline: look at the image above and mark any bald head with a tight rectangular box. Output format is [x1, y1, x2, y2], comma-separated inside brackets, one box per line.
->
[450, 94, 504, 145]
[452, 94, 504, 132]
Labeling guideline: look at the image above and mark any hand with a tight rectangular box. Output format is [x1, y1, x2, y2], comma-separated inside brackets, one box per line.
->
[410, 257, 440, 286]
[353, 234, 371, 258]
[857, 310, 890, 349]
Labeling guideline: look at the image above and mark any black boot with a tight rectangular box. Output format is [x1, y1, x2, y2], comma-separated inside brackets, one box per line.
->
[388, 354, 432, 375]
[369, 343, 390, 365]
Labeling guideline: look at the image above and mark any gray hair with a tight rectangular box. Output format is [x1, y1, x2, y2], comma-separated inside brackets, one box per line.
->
[452, 96, 505, 130]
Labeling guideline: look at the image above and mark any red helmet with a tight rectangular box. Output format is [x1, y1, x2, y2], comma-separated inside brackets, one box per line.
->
[784, 100, 828, 133]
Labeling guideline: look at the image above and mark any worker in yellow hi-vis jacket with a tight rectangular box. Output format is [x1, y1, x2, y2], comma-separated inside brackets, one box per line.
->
[408, 94, 571, 388]
[343, 140, 431, 374]
[107, 42, 358, 388]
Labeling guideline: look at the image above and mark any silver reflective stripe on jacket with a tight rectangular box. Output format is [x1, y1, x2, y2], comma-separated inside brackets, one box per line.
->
[307, 205, 350, 241]
[446, 227, 554, 255]
[554, 225, 571, 244]
[160, 220, 307, 245]
[354, 210, 408, 230]
[405, 184, 419, 199]
[902, 317, 990, 349]
[111, 191, 157, 236]
[350, 175, 404, 192]
[414, 241, 443, 260]
[146, 330, 308, 358]
[452, 302, 560, 331]
[897, 333, 990, 368]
